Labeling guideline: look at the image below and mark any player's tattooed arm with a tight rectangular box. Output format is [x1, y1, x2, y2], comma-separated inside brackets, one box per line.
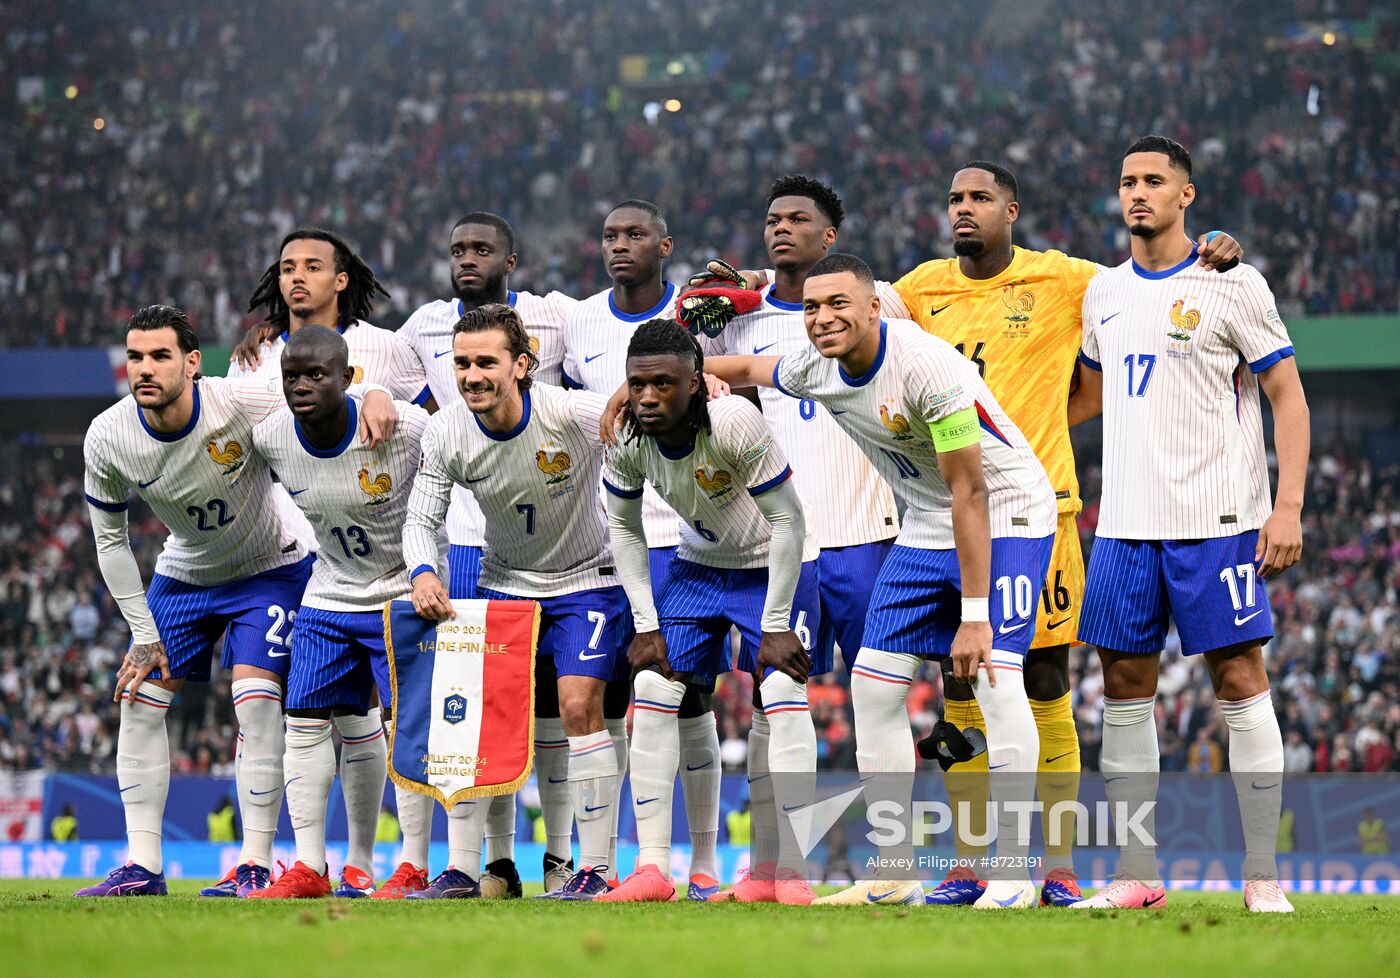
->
[410, 571, 456, 621]
[1195, 230, 1243, 272]
[597, 373, 736, 445]
[937, 441, 996, 684]
[114, 641, 171, 702]
[1255, 356, 1309, 577]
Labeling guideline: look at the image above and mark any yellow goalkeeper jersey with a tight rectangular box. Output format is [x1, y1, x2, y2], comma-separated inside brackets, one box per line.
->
[893, 247, 1100, 515]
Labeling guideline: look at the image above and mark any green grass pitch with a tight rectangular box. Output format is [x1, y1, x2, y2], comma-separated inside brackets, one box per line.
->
[1, 880, 1396, 978]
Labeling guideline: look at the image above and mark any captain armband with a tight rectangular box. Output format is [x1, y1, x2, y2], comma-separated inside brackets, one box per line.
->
[930, 406, 979, 453]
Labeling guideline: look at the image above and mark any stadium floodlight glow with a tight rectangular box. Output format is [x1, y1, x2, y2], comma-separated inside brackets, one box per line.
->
[1323, 31, 1336, 45]
[64, 85, 78, 99]
[666, 60, 685, 75]
[93, 118, 105, 131]
[664, 99, 682, 112]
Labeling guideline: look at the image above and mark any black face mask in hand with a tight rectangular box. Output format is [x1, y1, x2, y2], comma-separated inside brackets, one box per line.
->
[918, 720, 989, 772]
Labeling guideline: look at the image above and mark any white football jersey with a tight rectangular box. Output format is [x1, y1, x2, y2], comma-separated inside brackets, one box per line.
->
[603, 396, 819, 569]
[398, 290, 576, 548]
[561, 284, 690, 549]
[251, 396, 428, 613]
[775, 319, 1056, 549]
[403, 385, 617, 598]
[228, 319, 430, 551]
[1080, 256, 1295, 540]
[710, 285, 899, 548]
[83, 378, 308, 586]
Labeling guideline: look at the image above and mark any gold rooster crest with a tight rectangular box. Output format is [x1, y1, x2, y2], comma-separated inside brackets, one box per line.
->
[351, 365, 365, 383]
[1167, 298, 1201, 342]
[206, 439, 245, 474]
[358, 467, 393, 505]
[528, 335, 541, 355]
[536, 448, 572, 485]
[879, 403, 914, 440]
[694, 464, 734, 499]
[1001, 284, 1034, 323]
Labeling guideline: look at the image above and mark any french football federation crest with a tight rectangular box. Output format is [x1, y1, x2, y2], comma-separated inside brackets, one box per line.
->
[443, 693, 466, 725]
[879, 403, 914, 440]
[1168, 297, 1201, 341]
[535, 448, 572, 485]
[1001, 284, 1034, 323]
[206, 439, 245, 475]
[694, 463, 734, 500]
[358, 467, 393, 505]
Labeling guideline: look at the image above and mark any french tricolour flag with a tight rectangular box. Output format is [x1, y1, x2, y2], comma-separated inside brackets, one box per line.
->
[383, 599, 539, 810]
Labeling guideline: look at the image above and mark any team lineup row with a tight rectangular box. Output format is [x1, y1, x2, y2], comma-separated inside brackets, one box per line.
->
[77, 135, 1308, 912]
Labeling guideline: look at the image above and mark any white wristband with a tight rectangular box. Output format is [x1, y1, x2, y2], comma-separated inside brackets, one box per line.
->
[961, 597, 990, 623]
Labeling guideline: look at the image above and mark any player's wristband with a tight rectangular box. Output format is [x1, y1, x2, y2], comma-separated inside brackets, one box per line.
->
[961, 597, 990, 623]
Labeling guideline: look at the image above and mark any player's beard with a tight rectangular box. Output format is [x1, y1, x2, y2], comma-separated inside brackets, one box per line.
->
[1128, 222, 1159, 238]
[133, 374, 185, 411]
[455, 271, 507, 307]
[952, 237, 985, 257]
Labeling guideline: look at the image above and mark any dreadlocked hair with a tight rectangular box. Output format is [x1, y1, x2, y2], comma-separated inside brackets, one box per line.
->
[246, 227, 390, 332]
[622, 318, 710, 444]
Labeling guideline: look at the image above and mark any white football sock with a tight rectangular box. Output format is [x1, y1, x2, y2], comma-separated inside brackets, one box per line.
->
[746, 709, 776, 873]
[606, 718, 629, 876]
[679, 712, 720, 880]
[971, 652, 1040, 870]
[630, 671, 685, 872]
[394, 786, 433, 870]
[850, 648, 919, 877]
[1100, 695, 1160, 885]
[485, 793, 517, 866]
[569, 729, 619, 872]
[761, 672, 816, 878]
[118, 682, 174, 873]
[447, 799, 487, 875]
[1220, 690, 1284, 880]
[534, 717, 573, 861]
[231, 678, 283, 869]
[285, 717, 335, 874]
[335, 709, 386, 872]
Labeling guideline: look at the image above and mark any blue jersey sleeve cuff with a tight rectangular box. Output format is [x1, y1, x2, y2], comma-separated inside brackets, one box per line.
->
[748, 465, 792, 496]
[1248, 346, 1295, 374]
[409, 564, 436, 582]
[84, 493, 128, 513]
[412, 384, 432, 406]
[603, 479, 643, 499]
[1079, 351, 1102, 372]
[560, 367, 580, 389]
[771, 360, 799, 398]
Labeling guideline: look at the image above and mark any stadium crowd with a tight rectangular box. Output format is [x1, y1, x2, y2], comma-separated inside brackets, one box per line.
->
[0, 0, 1394, 350]
[3, 443, 1396, 778]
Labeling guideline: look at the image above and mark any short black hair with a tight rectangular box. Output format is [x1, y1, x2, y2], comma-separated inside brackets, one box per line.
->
[283, 323, 349, 372]
[960, 160, 1018, 201]
[1124, 135, 1193, 179]
[808, 252, 874, 285]
[767, 173, 845, 228]
[247, 227, 390, 331]
[623, 318, 709, 442]
[608, 198, 668, 236]
[128, 304, 199, 355]
[451, 211, 516, 254]
[454, 302, 538, 390]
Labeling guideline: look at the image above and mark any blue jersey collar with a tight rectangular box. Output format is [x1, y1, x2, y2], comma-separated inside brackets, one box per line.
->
[295, 396, 359, 458]
[839, 321, 888, 387]
[137, 381, 202, 443]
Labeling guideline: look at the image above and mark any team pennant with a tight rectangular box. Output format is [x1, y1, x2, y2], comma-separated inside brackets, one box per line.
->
[383, 598, 539, 809]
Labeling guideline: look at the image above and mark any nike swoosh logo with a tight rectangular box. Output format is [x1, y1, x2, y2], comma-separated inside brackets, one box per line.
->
[830, 410, 847, 416]
[1104, 775, 1127, 784]
[997, 621, 1027, 635]
[267, 649, 289, 658]
[994, 893, 1021, 907]
[119, 784, 140, 794]
[345, 756, 374, 764]
[636, 797, 659, 806]
[584, 353, 606, 363]
[1046, 617, 1073, 630]
[1234, 610, 1264, 626]
[753, 343, 778, 354]
[865, 886, 908, 903]
[284, 776, 303, 789]
[1251, 780, 1279, 790]
[464, 476, 489, 484]
[547, 777, 568, 784]
[578, 652, 608, 661]
[1100, 312, 1121, 325]
[686, 761, 713, 771]
[249, 787, 281, 796]
[989, 763, 1010, 770]
[289, 488, 309, 497]
[584, 804, 610, 813]
[137, 476, 162, 489]
[781, 804, 803, 813]
[1044, 752, 1074, 764]
[115, 881, 154, 893]
[434, 350, 452, 358]
[1144, 892, 1165, 907]
[929, 304, 951, 317]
